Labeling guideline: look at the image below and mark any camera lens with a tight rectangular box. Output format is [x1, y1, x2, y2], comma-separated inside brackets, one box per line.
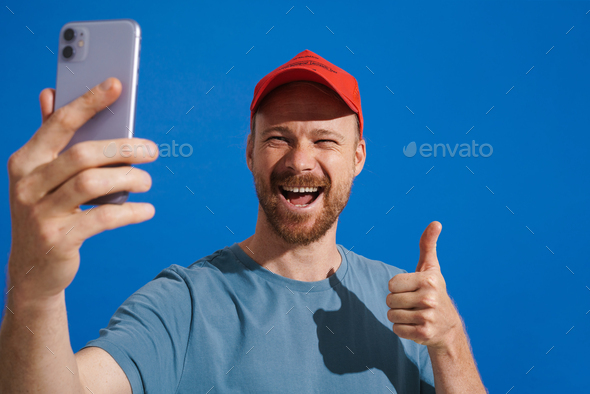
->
[64, 28, 75, 41]
[62, 46, 74, 59]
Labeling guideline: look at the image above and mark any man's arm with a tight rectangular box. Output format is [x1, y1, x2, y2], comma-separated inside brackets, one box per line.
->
[77, 346, 133, 393]
[0, 291, 130, 394]
[0, 78, 157, 393]
[387, 222, 487, 393]
[426, 308, 486, 393]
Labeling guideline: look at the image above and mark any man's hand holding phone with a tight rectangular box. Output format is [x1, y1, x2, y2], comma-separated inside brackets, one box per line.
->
[7, 77, 157, 304]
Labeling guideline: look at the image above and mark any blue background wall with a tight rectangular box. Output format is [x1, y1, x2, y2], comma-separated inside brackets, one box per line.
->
[1, 1, 589, 392]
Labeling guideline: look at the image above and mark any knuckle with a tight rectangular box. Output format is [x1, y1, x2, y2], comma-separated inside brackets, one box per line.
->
[388, 275, 400, 291]
[393, 323, 407, 339]
[418, 309, 434, 324]
[37, 221, 61, 246]
[82, 89, 96, 106]
[416, 325, 431, 340]
[385, 293, 395, 308]
[387, 309, 397, 323]
[67, 143, 91, 167]
[72, 171, 98, 195]
[414, 311, 427, 325]
[12, 177, 35, 206]
[29, 202, 45, 221]
[419, 293, 438, 309]
[421, 274, 437, 289]
[388, 277, 395, 291]
[51, 106, 67, 125]
[50, 107, 77, 132]
[95, 205, 117, 224]
[7, 151, 23, 177]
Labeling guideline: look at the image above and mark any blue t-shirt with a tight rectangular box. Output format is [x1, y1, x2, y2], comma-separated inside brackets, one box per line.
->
[83, 243, 435, 393]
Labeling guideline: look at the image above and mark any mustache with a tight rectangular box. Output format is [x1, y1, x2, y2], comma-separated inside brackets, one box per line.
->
[270, 171, 330, 188]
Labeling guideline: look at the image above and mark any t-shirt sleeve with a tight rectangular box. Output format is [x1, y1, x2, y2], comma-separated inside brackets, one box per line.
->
[81, 265, 192, 394]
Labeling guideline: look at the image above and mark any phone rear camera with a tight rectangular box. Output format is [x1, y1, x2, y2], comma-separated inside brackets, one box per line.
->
[62, 46, 74, 59]
[64, 28, 75, 41]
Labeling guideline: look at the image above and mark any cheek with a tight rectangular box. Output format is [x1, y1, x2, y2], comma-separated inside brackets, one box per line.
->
[326, 150, 355, 169]
[255, 147, 284, 165]
[314, 151, 342, 170]
[328, 158, 355, 182]
[251, 150, 274, 171]
[252, 156, 281, 187]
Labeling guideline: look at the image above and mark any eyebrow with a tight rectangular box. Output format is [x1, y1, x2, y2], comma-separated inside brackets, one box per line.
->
[260, 126, 346, 141]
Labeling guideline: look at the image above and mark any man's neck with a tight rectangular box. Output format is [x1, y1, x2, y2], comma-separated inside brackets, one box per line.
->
[238, 214, 342, 282]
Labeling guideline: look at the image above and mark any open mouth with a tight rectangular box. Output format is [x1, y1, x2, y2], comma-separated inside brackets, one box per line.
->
[278, 185, 324, 208]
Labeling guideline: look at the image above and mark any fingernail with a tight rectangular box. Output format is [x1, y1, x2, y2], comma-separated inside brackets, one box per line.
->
[99, 78, 113, 91]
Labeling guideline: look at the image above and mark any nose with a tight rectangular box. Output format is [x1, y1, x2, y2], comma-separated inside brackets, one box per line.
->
[283, 142, 316, 173]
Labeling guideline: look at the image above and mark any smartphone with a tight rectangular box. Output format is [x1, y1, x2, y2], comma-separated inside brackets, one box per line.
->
[54, 19, 141, 205]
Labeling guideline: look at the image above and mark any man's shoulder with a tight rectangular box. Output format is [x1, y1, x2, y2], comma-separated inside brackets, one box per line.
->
[152, 245, 238, 287]
[339, 244, 408, 279]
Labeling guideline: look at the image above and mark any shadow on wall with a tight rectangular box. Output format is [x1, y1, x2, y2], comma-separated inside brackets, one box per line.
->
[313, 275, 435, 393]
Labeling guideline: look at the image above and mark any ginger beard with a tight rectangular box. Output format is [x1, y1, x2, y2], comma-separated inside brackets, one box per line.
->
[251, 158, 356, 247]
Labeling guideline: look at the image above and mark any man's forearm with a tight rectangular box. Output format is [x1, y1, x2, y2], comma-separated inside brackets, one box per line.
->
[428, 321, 487, 394]
[0, 286, 85, 394]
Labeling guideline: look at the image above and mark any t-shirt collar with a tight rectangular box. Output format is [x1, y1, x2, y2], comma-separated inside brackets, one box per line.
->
[227, 242, 350, 293]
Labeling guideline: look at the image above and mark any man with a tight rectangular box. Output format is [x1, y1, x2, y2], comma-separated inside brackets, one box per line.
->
[0, 49, 486, 393]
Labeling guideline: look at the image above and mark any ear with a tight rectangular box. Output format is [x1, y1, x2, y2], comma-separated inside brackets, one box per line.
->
[354, 138, 366, 177]
[246, 132, 254, 172]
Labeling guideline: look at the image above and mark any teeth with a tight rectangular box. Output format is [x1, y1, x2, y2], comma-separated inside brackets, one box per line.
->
[282, 186, 319, 193]
[285, 198, 310, 208]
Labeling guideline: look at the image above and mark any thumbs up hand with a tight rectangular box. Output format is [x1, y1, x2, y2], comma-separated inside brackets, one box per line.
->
[386, 221, 462, 351]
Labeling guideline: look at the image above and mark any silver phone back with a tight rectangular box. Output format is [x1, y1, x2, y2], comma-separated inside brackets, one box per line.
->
[55, 19, 141, 152]
[54, 19, 141, 204]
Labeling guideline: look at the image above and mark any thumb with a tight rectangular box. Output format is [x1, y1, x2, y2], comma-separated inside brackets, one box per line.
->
[39, 88, 55, 123]
[416, 221, 442, 272]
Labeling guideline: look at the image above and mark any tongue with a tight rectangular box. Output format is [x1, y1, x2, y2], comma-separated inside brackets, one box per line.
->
[286, 191, 314, 205]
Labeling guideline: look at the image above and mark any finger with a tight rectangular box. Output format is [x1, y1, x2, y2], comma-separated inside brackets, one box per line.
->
[24, 139, 158, 201]
[73, 202, 155, 241]
[392, 323, 422, 343]
[388, 272, 421, 293]
[20, 77, 122, 171]
[415, 221, 442, 272]
[40, 88, 55, 123]
[38, 166, 152, 213]
[387, 308, 428, 325]
[386, 290, 425, 309]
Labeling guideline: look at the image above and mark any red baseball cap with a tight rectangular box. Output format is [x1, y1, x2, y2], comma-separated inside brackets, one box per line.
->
[250, 49, 363, 140]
